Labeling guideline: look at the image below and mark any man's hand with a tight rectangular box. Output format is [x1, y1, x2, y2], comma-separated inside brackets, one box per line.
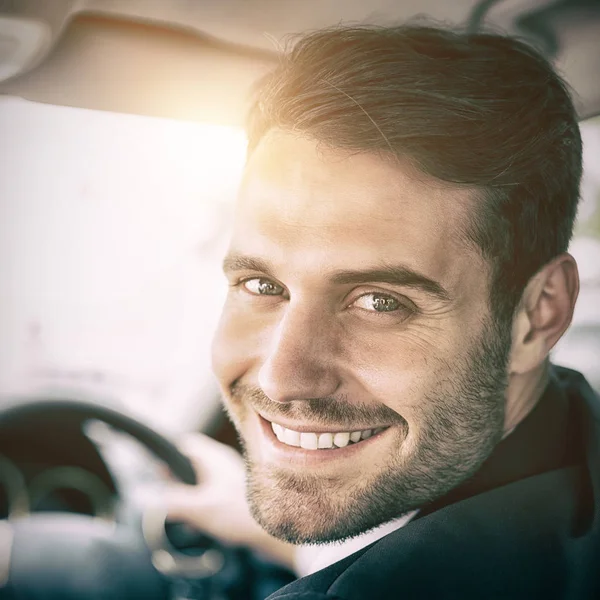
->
[164, 433, 296, 570]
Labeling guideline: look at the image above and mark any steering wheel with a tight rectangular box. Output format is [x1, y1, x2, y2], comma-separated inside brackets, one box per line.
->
[0, 396, 223, 600]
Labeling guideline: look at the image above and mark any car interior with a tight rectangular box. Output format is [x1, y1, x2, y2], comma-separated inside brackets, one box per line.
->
[0, 1, 599, 598]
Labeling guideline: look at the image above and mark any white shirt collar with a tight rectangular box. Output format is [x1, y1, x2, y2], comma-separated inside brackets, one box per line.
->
[294, 509, 419, 577]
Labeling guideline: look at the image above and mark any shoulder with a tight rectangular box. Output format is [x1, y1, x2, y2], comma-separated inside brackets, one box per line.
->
[269, 462, 598, 599]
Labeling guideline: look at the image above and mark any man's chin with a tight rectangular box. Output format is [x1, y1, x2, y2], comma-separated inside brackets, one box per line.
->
[244, 463, 409, 545]
[247, 487, 361, 545]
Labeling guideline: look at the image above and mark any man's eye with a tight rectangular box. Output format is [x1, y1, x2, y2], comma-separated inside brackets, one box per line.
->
[352, 293, 403, 313]
[242, 278, 284, 296]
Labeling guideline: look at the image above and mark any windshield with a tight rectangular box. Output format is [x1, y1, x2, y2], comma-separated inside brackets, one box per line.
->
[0, 97, 598, 433]
[0, 96, 247, 433]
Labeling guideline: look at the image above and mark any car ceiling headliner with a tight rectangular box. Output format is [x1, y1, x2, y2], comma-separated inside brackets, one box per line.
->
[0, 0, 599, 125]
[82, 0, 483, 52]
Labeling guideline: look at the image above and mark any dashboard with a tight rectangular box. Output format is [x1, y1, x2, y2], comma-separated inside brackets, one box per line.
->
[0, 416, 119, 521]
[0, 455, 115, 520]
[0, 411, 171, 524]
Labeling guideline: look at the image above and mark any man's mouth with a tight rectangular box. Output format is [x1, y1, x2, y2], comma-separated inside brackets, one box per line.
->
[269, 421, 388, 450]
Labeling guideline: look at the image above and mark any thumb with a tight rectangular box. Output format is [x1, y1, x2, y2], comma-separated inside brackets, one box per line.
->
[163, 483, 211, 525]
[174, 433, 243, 484]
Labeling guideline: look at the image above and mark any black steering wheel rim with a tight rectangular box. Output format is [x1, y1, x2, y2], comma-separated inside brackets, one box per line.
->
[0, 395, 197, 485]
[0, 394, 202, 600]
[0, 395, 296, 600]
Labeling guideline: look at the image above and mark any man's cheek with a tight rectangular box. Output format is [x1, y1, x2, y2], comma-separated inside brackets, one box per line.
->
[350, 340, 453, 438]
[349, 337, 434, 396]
[211, 302, 277, 393]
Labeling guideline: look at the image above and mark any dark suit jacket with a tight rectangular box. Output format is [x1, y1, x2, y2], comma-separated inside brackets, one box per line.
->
[268, 366, 600, 599]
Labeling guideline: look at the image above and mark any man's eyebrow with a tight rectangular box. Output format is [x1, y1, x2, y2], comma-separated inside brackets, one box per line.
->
[223, 254, 451, 302]
[222, 254, 275, 276]
[331, 265, 451, 302]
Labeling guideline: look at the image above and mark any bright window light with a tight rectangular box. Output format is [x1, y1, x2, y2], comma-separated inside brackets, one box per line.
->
[0, 96, 248, 432]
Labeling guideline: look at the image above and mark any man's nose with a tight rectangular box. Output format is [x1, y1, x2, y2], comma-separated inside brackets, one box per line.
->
[258, 305, 341, 404]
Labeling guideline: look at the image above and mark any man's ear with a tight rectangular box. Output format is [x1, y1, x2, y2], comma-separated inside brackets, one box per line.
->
[509, 253, 579, 375]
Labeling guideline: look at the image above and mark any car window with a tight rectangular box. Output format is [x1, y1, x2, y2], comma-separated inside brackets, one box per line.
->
[0, 98, 598, 436]
[0, 96, 247, 433]
[553, 116, 600, 392]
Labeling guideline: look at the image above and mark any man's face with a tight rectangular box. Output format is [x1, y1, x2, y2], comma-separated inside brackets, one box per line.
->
[212, 131, 511, 544]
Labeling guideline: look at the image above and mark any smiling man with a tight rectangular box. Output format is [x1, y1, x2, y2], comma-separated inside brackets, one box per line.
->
[167, 24, 600, 599]
[215, 133, 513, 545]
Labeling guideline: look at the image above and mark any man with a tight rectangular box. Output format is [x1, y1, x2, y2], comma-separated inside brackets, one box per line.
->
[167, 24, 600, 598]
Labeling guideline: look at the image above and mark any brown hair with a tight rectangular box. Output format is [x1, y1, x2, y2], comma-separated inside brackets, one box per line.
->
[246, 25, 582, 321]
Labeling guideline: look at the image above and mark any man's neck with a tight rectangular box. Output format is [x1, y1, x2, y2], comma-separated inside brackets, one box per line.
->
[419, 363, 576, 519]
[503, 360, 550, 437]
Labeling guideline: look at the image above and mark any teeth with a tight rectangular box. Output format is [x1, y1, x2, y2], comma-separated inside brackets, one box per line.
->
[271, 422, 285, 442]
[333, 432, 350, 447]
[271, 421, 385, 450]
[318, 433, 334, 449]
[282, 428, 301, 447]
[300, 432, 318, 450]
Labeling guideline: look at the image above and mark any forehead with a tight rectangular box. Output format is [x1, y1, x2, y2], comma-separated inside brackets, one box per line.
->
[234, 132, 484, 286]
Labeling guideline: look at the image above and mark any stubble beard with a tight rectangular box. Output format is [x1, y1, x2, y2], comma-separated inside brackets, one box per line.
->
[229, 319, 511, 545]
